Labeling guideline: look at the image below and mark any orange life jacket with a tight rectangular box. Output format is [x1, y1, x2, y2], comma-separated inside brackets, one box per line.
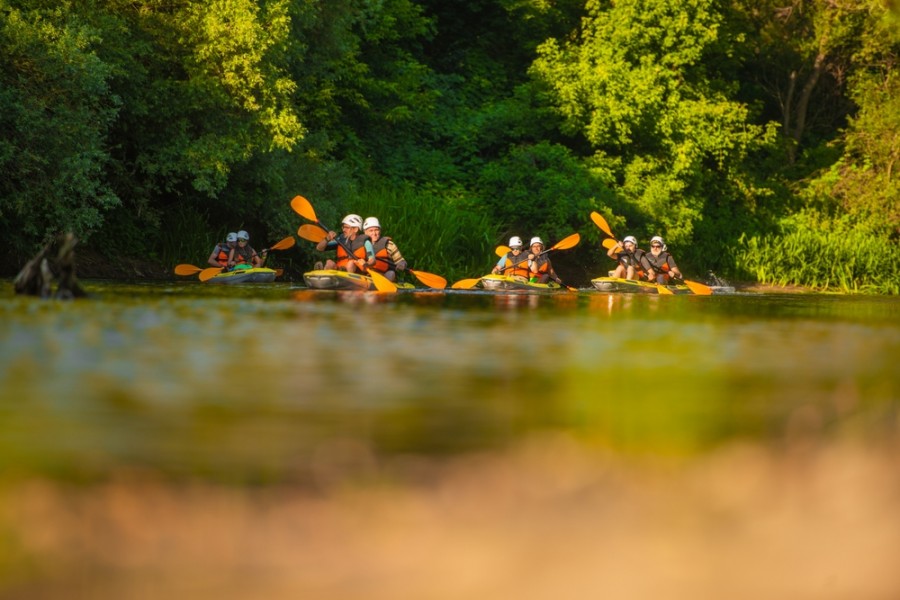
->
[214, 244, 230, 267]
[232, 245, 255, 265]
[502, 252, 530, 279]
[335, 235, 370, 270]
[370, 237, 393, 273]
[532, 255, 551, 278]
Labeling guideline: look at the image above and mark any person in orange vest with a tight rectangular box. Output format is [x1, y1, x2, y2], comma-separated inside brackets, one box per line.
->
[606, 235, 644, 280]
[492, 236, 530, 280]
[644, 235, 683, 283]
[527, 236, 563, 285]
[208, 232, 237, 268]
[227, 230, 265, 269]
[315, 214, 375, 273]
[363, 217, 407, 282]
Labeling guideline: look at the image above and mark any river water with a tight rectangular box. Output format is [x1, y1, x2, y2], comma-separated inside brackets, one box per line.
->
[1, 280, 898, 598]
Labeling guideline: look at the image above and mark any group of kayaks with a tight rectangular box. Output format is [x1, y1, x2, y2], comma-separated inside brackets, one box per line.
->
[300, 269, 733, 295]
[177, 197, 733, 294]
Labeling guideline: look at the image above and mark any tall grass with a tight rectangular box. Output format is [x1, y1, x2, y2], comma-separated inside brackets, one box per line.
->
[352, 184, 500, 281]
[159, 204, 218, 269]
[735, 212, 900, 294]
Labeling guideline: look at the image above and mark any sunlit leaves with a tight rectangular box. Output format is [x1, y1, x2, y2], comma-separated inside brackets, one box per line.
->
[531, 0, 777, 251]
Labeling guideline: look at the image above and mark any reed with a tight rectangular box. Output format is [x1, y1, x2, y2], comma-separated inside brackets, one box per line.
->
[159, 204, 217, 269]
[736, 215, 900, 294]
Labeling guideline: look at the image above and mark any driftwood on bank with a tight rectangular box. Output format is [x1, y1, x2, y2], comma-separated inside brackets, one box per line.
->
[14, 233, 87, 299]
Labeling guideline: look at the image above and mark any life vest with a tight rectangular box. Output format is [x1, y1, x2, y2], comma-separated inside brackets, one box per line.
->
[614, 249, 639, 268]
[335, 235, 371, 270]
[502, 251, 530, 279]
[232, 245, 255, 265]
[646, 251, 675, 281]
[214, 243, 230, 267]
[645, 251, 672, 273]
[370, 236, 393, 273]
[531, 255, 552, 277]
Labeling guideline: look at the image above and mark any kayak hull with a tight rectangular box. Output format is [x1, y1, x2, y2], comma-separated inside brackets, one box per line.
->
[479, 274, 563, 292]
[206, 267, 277, 284]
[590, 277, 691, 294]
[303, 269, 414, 291]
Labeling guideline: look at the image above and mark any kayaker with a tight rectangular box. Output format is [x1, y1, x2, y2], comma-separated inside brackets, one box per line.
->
[316, 214, 375, 273]
[227, 230, 265, 270]
[607, 235, 645, 280]
[208, 232, 237, 268]
[492, 236, 530, 280]
[363, 216, 407, 282]
[527, 237, 563, 285]
[644, 235, 683, 284]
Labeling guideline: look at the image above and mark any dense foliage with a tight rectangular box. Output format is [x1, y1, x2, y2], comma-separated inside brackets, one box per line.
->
[1, 0, 897, 291]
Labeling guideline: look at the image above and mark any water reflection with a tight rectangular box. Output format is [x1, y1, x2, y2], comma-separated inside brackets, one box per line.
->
[0, 280, 898, 480]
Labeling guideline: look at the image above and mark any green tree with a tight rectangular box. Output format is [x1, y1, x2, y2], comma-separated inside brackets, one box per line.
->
[530, 0, 778, 270]
[0, 1, 119, 252]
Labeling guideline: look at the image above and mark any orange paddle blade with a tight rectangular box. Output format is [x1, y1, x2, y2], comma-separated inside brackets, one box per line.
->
[269, 236, 296, 251]
[297, 224, 327, 243]
[174, 264, 203, 276]
[409, 269, 447, 289]
[451, 278, 482, 290]
[549, 232, 580, 251]
[657, 285, 674, 295]
[368, 269, 398, 293]
[683, 279, 713, 295]
[602, 238, 618, 249]
[274, 269, 284, 277]
[590, 211, 615, 238]
[290, 195, 317, 222]
[495, 245, 511, 257]
[199, 267, 223, 282]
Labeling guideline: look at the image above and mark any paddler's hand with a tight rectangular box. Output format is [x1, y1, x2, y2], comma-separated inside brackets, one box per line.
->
[356, 259, 366, 270]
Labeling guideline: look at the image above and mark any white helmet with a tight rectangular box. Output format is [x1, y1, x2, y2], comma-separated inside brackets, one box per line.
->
[342, 214, 363, 229]
[623, 235, 637, 246]
[530, 236, 544, 247]
[363, 216, 381, 230]
[226, 232, 238, 242]
[509, 236, 523, 249]
[650, 235, 667, 250]
[237, 230, 249, 241]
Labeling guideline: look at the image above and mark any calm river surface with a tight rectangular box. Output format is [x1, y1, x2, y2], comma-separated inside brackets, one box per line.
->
[1, 279, 898, 599]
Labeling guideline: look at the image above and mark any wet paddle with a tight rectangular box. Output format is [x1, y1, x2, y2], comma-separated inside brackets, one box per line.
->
[174, 264, 224, 281]
[198, 267, 224, 282]
[671, 277, 713, 295]
[174, 264, 205, 276]
[451, 278, 483, 290]
[390, 263, 447, 289]
[291, 196, 397, 292]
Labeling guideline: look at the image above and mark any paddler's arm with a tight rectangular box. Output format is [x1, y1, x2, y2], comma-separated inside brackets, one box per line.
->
[491, 254, 508, 275]
[316, 231, 337, 252]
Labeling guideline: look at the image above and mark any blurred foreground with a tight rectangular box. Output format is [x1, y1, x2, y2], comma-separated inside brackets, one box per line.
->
[2, 434, 898, 600]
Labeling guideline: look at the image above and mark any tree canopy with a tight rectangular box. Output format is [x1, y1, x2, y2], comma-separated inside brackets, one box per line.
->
[1, 0, 897, 291]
